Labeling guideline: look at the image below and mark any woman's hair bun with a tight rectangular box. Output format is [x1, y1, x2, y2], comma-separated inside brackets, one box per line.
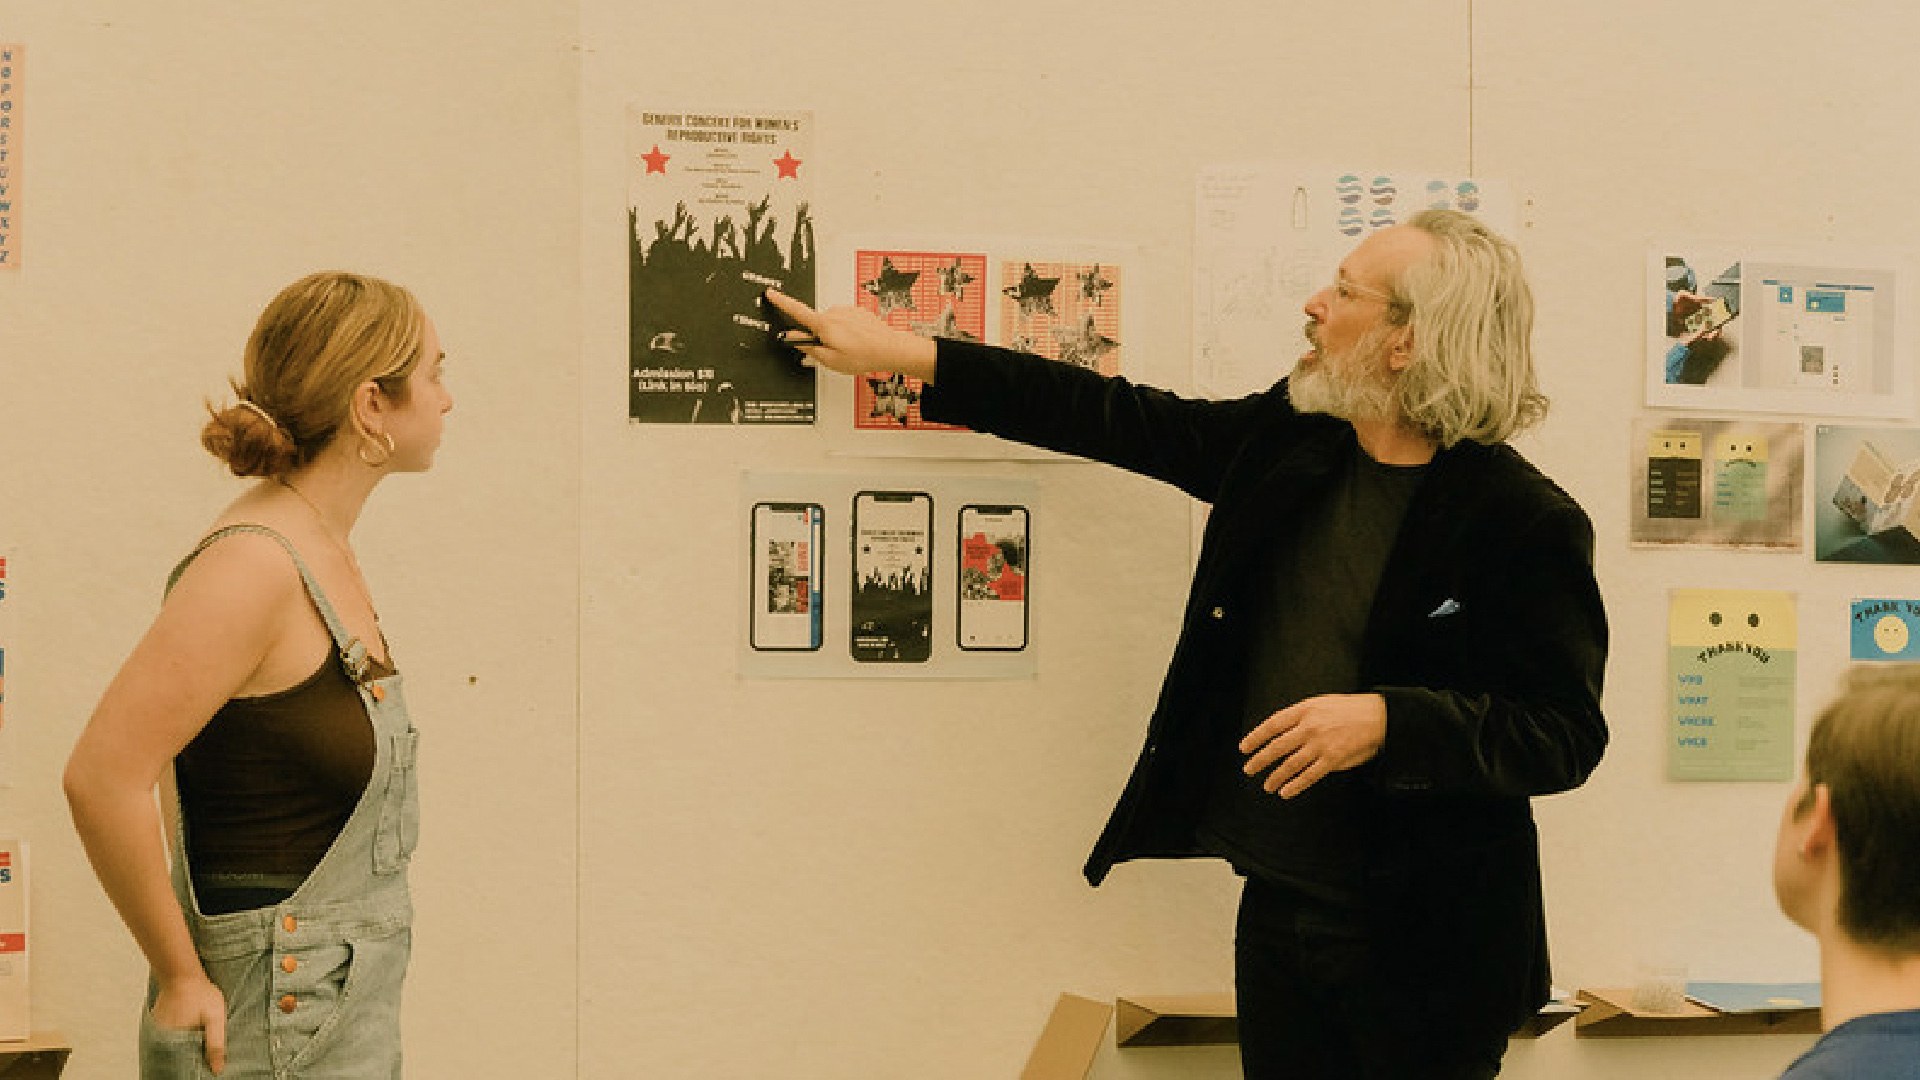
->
[201, 397, 298, 478]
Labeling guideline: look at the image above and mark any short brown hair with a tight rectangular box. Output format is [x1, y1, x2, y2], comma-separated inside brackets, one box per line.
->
[201, 272, 425, 478]
[1804, 665, 1920, 951]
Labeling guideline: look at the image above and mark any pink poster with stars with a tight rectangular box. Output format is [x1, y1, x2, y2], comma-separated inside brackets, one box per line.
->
[998, 260, 1122, 376]
[626, 107, 815, 424]
[852, 250, 986, 432]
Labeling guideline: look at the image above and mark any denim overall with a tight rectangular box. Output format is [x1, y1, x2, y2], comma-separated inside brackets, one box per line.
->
[140, 525, 420, 1079]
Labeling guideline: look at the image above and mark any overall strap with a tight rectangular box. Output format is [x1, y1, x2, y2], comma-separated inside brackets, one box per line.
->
[165, 524, 368, 668]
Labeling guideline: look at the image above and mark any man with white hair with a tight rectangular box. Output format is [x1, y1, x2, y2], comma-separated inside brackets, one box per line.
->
[1773, 667, 1920, 1079]
[767, 208, 1608, 1079]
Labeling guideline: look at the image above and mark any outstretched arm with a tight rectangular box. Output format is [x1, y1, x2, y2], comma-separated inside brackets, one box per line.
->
[762, 289, 1274, 502]
[762, 289, 936, 382]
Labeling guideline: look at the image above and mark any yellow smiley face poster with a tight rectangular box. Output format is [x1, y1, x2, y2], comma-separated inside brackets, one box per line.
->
[1668, 589, 1796, 781]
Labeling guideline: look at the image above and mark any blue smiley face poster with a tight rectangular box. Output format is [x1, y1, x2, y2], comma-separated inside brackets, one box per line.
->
[1850, 598, 1920, 661]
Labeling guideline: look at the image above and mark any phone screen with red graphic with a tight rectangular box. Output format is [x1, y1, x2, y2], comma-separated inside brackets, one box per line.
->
[957, 504, 1029, 651]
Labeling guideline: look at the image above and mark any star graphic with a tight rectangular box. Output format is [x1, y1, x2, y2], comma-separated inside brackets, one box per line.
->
[862, 258, 921, 316]
[937, 259, 976, 301]
[641, 145, 670, 174]
[911, 305, 980, 343]
[773, 150, 803, 179]
[1054, 312, 1119, 371]
[864, 372, 920, 426]
[1003, 263, 1061, 318]
[1077, 263, 1114, 305]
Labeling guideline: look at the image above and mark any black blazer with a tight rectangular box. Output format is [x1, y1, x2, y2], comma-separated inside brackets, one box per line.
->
[922, 340, 1609, 1033]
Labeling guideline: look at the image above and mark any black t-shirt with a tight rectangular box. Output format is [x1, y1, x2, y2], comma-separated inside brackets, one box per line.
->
[1198, 449, 1425, 902]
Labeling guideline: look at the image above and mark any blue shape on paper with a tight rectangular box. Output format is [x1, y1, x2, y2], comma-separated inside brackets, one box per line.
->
[1685, 982, 1821, 1013]
[1806, 288, 1847, 314]
[1850, 599, 1920, 660]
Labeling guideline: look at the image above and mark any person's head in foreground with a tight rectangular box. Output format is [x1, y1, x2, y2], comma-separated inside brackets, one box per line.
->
[1772, 665, 1920, 1079]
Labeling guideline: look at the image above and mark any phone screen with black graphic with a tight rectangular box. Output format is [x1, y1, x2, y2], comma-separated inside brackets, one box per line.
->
[957, 504, 1029, 650]
[750, 502, 824, 651]
[850, 491, 933, 662]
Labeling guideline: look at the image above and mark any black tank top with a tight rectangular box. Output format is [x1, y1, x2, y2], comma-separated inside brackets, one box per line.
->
[174, 648, 387, 913]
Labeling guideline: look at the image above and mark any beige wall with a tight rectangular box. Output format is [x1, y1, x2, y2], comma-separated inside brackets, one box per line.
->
[5, 0, 1919, 1076]
[0, 3, 581, 1077]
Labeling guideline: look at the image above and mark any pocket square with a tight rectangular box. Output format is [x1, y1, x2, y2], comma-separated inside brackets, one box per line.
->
[1428, 598, 1462, 618]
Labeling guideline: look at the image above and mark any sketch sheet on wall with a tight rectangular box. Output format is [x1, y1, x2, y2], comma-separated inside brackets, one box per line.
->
[1193, 166, 1516, 400]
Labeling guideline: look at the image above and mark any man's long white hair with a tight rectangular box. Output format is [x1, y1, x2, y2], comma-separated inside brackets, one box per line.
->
[1386, 209, 1548, 447]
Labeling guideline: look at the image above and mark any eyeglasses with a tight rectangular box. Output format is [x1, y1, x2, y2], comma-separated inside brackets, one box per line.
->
[1332, 273, 1393, 305]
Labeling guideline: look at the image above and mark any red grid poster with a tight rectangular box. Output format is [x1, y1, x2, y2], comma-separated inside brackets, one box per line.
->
[852, 250, 986, 431]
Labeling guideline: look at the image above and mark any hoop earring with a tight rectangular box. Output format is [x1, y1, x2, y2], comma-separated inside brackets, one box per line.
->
[359, 431, 395, 467]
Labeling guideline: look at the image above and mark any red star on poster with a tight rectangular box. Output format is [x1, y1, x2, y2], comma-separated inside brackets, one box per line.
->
[641, 145, 670, 174]
[773, 150, 802, 179]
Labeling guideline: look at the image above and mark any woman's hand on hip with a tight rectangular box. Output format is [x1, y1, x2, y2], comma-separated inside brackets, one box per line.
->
[152, 974, 228, 1075]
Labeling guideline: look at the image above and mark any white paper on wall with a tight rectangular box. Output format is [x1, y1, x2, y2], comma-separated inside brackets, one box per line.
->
[1646, 245, 1913, 419]
[1194, 165, 1516, 400]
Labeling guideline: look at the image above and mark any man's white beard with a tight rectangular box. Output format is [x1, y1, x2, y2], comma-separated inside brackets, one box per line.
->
[1289, 329, 1399, 425]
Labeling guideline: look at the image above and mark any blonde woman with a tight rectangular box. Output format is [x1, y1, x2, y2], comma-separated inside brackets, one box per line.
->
[65, 272, 452, 1077]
